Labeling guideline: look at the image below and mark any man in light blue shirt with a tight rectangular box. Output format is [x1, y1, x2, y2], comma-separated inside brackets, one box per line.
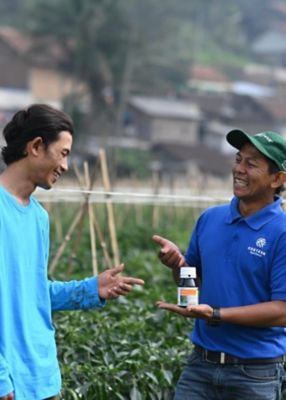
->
[0, 104, 144, 400]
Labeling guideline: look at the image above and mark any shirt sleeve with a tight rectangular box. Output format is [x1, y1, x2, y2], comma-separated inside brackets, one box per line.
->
[0, 353, 13, 397]
[48, 277, 106, 311]
[184, 217, 202, 271]
[270, 231, 286, 301]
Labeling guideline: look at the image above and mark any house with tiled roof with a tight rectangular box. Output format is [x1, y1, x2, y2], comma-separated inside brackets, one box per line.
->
[188, 64, 231, 93]
[255, 96, 286, 136]
[252, 30, 286, 66]
[0, 27, 87, 107]
[127, 96, 202, 146]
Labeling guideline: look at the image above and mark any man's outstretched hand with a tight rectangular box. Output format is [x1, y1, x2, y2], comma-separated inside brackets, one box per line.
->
[157, 301, 213, 320]
[152, 234, 185, 269]
[98, 264, 144, 299]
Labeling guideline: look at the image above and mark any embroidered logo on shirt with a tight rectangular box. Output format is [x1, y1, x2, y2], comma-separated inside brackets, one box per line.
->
[256, 238, 266, 248]
[248, 237, 267, 257]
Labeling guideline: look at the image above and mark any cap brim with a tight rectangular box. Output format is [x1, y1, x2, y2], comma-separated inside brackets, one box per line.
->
[226, 129, 283, 170]
[226, 129, 252, 150]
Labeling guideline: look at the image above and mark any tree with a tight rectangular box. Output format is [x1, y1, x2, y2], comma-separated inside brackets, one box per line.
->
[20, 0, 265, 138]
[22, 0, 130, 136]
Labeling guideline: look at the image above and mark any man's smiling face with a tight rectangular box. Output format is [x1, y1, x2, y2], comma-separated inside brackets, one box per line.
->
[232, 142, 278, 206]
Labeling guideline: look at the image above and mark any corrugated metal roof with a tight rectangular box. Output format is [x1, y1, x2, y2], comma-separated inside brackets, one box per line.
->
[129, 96, 201, 119]
[0, 88, 61, 110]
[0, 88, 34, 110]
[252, 30, 286, 54]
[232, 81, 274, 97]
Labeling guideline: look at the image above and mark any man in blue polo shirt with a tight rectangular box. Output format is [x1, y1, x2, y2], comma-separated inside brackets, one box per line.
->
[153, 129, 286, 400]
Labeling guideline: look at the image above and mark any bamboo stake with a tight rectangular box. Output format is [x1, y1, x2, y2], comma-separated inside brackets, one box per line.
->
[75, 160, 113, 270]
[84, 161, 98, 276]
[152, 169, 160, 228]
[49, 163, 89, 277]
[63, 162, 92, 278]
[49, 158, 114, 276]
[72, 161, 86, 188]
[92, 215, 113, 269]
[49, 204, 86, 275]
[49, 201, 64, 242]
[99, 149, 120, 266]
[66, 203, 88, 279]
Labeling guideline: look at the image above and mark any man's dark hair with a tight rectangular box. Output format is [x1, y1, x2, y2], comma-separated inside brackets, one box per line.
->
[1, 104, 74, 165]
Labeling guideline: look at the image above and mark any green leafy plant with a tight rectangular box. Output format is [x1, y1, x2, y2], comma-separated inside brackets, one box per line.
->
[49, 203, 199, 399]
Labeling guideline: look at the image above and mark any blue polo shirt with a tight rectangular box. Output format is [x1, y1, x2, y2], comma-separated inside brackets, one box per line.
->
[185, 196, 286, 359]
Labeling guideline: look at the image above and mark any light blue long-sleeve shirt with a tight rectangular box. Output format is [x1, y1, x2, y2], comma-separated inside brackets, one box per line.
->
[0, 186, 105, 399]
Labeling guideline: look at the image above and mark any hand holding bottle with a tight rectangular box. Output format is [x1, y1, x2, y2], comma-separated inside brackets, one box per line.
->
[156, 302, 213, 320]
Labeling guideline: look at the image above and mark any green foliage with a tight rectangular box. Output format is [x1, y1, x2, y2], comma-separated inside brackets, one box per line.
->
[49, 203, 199, 399]
[22, 0, 130, 125]
[111, 148, 152, 180]
[2, 0, 279, 102]
[55, 299, 192, 399]
[18, 0, 271, 125]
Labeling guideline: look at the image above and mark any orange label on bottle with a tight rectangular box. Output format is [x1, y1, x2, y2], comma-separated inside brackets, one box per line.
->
[180, 288, 198, 296]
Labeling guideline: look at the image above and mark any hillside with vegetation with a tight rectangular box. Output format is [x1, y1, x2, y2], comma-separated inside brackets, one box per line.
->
[0, 0, 278, 136]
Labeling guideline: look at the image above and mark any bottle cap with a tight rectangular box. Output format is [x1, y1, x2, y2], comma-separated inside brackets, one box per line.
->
[180, 266, 196, 278]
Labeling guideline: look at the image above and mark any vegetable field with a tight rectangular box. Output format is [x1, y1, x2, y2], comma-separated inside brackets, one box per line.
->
[47, 201, 206, 399]
[47, 198, 286, 399]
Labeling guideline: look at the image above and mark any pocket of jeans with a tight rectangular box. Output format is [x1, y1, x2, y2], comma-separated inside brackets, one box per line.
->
[186, 350, 203, 365]
[240, 364, 278, 381]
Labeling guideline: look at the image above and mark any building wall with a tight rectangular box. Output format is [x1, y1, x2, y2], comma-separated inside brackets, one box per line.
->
[0, 41, 29, 89]
[30, 68, 87, 102]
[151, 117, 199, 145]
[130, 110, 152, 140]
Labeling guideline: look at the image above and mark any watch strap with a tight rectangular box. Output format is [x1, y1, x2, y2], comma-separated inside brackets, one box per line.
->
[212, 307, 221, 321]
[207, 306, 221, 326]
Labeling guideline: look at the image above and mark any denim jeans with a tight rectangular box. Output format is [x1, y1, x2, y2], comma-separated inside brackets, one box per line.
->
[174, 350, 286, 400]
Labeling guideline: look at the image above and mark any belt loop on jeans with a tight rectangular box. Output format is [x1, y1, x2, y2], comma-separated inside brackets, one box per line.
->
[204, 347, 226, 364]
[220, 352, 225, 364]
[204, 348, 226, 364]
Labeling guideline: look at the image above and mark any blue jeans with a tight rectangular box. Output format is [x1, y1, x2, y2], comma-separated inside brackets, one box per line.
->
[174, 350, 286, 400]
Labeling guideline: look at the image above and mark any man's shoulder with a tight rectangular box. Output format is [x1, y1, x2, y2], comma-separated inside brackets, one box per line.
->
[272, 207, 286, 226]
[201, 203, 230, 217]
[30, 196, 49, 217]
[195, 203, 230, 228]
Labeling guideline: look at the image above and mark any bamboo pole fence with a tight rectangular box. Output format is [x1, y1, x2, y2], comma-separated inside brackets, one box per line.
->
[99, 149, 120, 266]
[49, 152, 116, 277]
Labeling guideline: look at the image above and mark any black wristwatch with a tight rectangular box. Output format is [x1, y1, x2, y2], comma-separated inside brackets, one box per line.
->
[207, 307, 221, 326]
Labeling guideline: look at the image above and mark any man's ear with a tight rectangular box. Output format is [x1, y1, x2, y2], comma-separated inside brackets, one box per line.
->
[271, 171, 286, 189]
[26, 137, 44, 157]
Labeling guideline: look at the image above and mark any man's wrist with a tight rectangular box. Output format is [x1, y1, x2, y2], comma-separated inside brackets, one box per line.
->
[212, 307, 221, 321]
[207, 307, 221, 326]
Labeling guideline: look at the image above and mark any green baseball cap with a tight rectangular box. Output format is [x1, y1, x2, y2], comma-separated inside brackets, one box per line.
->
[226, 129, 286, 172]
